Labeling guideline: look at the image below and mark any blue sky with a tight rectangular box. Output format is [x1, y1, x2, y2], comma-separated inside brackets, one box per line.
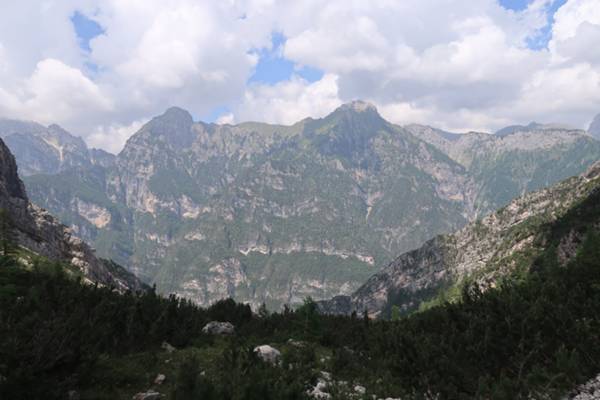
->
[499, 0, 568, 49]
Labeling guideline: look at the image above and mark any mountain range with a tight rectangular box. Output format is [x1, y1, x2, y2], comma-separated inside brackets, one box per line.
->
[2, 102, 600, 309]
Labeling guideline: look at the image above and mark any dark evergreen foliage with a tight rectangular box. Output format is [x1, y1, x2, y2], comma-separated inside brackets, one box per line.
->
[1, 227, 599, 399]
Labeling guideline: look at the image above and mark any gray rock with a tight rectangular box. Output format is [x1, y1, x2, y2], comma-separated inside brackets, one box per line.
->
[254, 345, 281, 365]
[354, 385, 366, 394]
[161, 341, 176, 353]
[564, 373, 600, 399]
[307, 378, 331, 399]
[132, 391, 161, 400]
[154, 374, 166, 385]
[202, 321, 235, 335]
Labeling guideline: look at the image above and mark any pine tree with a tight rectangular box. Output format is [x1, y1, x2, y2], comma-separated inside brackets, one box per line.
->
[0, 209, 16, 257]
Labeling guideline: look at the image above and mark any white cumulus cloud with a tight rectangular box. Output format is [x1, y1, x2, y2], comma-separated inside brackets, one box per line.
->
[0, 0, 599, 150]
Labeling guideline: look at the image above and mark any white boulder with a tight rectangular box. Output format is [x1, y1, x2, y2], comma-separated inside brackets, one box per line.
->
[154, 374, 166, 385]
[132, 390, 161, 400]
[202, 321, 235, 335]
[254, 345, 281, 365]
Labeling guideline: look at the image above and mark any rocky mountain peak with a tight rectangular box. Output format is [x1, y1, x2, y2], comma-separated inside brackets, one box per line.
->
[161, 106, 194, 123]
[133, 106, 196, 149]
[589, 113, 600, 140]
[338, 100, 378, 114]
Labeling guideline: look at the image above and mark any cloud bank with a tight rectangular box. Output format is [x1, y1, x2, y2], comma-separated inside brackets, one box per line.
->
[0, 0, 599, 152]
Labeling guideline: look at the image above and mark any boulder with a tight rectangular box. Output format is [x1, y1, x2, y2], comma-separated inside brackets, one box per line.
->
[132, 390, 161, 400]
[202, 321, 235, 335]
[161, 341, 176, 353]
[154, 374, 166, 385]
[307, 378, 331, 399]
[253, 345, 281, 365]
[354, 385, 366, 395]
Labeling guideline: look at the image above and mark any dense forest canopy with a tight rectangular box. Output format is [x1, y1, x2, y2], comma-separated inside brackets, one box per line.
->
[1, 224, 600, 399]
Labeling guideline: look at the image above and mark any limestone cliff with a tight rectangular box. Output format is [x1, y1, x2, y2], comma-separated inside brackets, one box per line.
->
[0, 138, 145, 291]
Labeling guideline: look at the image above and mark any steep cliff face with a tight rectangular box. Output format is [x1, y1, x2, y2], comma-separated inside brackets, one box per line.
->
[319, 161, 600, 318]
[16, 102, 600, 309]
[0, 138, 145, 291]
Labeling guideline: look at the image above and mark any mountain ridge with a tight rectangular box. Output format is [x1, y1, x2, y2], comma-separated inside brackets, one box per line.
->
[318, 160, 600, 317]
[6, 102, 600, 309]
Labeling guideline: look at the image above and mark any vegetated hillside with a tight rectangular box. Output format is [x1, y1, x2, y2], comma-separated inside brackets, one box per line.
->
[0, 137, 143, 291]
[15, 102, 600, 309]
[1, 179, 600, 399]
[318, 160, 600, 318]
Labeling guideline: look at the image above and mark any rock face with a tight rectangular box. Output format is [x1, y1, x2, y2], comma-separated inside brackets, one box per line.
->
[0, 137, 145, 291]
[0, 119, 114, 176]
[254, 345, 281, 365]
[589, 113, 600, 140]
[318, 161, 600, 318]
[201, 321, 235, 335]
[564, 374, 600, 399]
[132, 391, 161, 400]
[13, 102, 600, 309]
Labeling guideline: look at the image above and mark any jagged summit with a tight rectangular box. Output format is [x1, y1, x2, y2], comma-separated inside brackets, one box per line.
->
[161, 106, 194, 121]
[339, 100, 377, 112]
[133, 106, 196, 149]
[337, 100, 378, 114]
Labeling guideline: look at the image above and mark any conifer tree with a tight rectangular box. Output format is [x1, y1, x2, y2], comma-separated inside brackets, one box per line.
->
[0, 209, 16, 257]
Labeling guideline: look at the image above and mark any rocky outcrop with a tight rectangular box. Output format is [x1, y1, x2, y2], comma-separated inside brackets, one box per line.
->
[0, 137, 145, 291]
[132, 390, 161, 400]
[318, 161, 600, 318]
[254, 345, 281, 365]
[202, 321, 235, 335]
[564, 374, 600, 399]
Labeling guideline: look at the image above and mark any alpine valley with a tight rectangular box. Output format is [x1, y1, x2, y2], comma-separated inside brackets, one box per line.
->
[2, 102, 600, 309]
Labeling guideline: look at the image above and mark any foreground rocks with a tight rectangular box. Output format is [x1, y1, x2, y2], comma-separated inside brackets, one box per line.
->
[132, 390, 161, 400]
[253, 345, 281, 365]
[154, 374, 166, 385]
[202, 321, 235, 335]
[564, 374, 600, 399]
